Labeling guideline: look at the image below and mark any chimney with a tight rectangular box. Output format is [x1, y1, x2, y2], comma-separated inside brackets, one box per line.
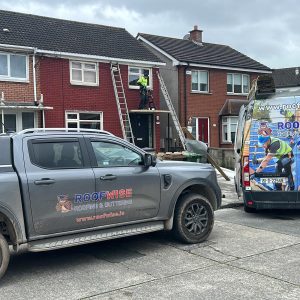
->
[189, 25, 203, 43]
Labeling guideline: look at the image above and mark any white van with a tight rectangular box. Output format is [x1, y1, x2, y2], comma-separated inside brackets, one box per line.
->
[234, 75, 300, 212]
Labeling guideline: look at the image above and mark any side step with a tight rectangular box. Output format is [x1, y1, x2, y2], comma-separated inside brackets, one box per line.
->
[28, 221, 164, 252]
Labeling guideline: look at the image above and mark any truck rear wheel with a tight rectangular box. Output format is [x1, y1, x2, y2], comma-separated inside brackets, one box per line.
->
[173, 193, 214, 244]
[0, 233, 10, 279]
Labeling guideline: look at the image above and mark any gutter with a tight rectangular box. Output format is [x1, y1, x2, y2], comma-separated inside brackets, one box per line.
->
[178, 62, 271, 74]
[36, 49, 165, 67]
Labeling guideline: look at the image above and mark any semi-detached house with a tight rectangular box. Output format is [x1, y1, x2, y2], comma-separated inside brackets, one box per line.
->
[0, 10, 164, 151]
[138, 26, 271, 149]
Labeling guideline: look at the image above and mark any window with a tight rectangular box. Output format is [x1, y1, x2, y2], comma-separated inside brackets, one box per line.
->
[0, 53, 28, 81]
[227, 73, 250, 94]
[91, 141, 142, 167]
[0, 111, 35, 133]
[128, 67, 151, 88]
[30, 141, 83, 169]
[191, 70, 209, 92]
[66, 112, 103, 130]
[70, 61, 98, 85]
[222, 116, 238, 143]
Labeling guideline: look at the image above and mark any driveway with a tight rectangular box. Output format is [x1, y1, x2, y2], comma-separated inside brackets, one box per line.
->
[1, 170, 300, 299]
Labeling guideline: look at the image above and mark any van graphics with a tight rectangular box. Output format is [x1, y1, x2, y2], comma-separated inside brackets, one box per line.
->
[248, 96, 300, 191]
[55, 188, 133, 213]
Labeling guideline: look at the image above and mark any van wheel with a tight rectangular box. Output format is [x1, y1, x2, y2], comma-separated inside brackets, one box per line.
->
[244, 204, 257, 213]
[173, 193, 214, 244]
[0, 233, 10, 279]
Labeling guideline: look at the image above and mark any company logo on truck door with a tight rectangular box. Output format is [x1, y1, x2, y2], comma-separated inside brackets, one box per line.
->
[55, 188, 133, 213]
[74, 188, 132, 203]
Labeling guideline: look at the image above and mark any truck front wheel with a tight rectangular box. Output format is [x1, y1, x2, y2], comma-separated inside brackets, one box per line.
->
[173, 193, 214, 244]
[0, 233, 10, 279]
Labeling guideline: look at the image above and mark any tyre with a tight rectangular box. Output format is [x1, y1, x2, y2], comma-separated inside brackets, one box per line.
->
[0, 233, 10, 280]
[173, 193, 214, 244]
[244, 204, 257, 213]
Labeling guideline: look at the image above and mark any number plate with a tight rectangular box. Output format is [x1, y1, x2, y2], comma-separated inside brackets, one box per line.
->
[260, 177, 286, 184]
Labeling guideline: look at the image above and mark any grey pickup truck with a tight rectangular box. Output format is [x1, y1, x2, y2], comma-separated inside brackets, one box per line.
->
[0, 129, 221, 279]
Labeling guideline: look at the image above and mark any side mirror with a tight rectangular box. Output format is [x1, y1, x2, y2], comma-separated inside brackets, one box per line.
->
[144, 153, 156, 167]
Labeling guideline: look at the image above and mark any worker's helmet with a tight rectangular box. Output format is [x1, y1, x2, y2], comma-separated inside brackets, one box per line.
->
[258, 135, 270, 146]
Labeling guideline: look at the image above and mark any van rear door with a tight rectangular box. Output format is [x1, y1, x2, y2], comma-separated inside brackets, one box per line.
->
[234, 104, 247, 197]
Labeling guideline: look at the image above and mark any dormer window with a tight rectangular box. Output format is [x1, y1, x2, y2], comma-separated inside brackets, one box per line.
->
[0, 52, 28, 82]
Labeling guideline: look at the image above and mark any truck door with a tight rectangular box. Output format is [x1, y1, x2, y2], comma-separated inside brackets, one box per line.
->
[86, 137, 161, 227]
[24, 137, 96, 236]
[234, 105, 246, 197]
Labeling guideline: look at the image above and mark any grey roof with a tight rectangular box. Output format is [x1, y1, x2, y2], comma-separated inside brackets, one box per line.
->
[0, 10, 162, 63]
[139, 33, 270, 71]
[272, 67, 300, 88]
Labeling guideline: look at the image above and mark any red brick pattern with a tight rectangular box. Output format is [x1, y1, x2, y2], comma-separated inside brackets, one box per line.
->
[40, 58, 161, 151]
[0, 55, 41, 102]
[178, 66, 260, 147]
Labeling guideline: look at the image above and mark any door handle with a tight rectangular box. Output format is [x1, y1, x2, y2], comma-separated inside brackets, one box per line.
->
[100, 174, 117, 181]
[34, 178, 56, 185]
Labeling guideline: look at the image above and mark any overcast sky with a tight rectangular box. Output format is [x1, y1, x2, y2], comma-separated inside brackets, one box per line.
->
[0, 0, 299, 69]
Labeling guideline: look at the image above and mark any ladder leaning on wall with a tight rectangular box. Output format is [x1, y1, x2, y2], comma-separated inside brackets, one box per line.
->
[156, 71, 186, 150]
[110, 63, 135, 144]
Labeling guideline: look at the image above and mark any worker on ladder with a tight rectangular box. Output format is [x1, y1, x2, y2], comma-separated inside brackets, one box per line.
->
[137, 72, 148, 109]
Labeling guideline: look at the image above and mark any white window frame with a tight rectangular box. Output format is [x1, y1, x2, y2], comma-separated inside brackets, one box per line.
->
[221, 116, 238, 143]
[69, 60, 99, 86]
[191, 70, 209, 93]
[0, 110, 37, 133]
[227, 73, 250, 95]
[128, 66, 152, 89]
[65, 111, 103, 130]
[0, 52, 29, 82]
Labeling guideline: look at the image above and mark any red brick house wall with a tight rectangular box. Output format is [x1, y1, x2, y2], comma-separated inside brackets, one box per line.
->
[0, 55, 41, 102]
[178, 66, 260, 148]
[40, 57, 160, 150]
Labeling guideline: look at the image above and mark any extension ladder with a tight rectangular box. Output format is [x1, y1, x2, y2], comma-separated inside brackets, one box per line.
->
[110, 63, 135, 144]
[157, 71, 186, 150]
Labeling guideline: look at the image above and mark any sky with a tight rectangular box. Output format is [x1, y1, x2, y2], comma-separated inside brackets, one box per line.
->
[0, 0, 299, 69]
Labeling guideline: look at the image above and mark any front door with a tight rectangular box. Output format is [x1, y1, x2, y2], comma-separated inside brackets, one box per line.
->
[197, 118, 209, 145]
[24, 138, 96, 236]
[130, 114, 153, 149]
[87, 138, 161, 227]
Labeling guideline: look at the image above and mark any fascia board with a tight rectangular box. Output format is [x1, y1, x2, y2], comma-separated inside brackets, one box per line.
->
[36, 49, 165, 66]
[137, 35, 179, 66]
[0, 43, 35, 52]
[181, 62, 271, 74]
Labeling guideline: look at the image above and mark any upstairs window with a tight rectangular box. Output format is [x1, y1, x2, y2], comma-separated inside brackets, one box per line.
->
[191, 70, 209, 92]
[70, 61, 98, 86]
[227, 73, 250, 94]
[0, 53, 28, 81]
[128, 67, 151, 89]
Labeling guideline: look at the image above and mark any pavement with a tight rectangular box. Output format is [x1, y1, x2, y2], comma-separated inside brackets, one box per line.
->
[1, 168, 300, 299]
[216, 168, 242, 208]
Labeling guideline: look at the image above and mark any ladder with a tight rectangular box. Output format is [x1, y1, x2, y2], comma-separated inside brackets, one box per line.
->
[110, 63, 135, 144]
[157, 71, 186, 150]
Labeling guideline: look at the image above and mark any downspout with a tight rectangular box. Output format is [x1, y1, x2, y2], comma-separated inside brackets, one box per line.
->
[183, 63, 189, 126]
[32, 48, 37, 104]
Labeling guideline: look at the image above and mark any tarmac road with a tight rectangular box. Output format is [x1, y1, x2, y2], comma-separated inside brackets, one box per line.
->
[1, 172, 300, 299]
